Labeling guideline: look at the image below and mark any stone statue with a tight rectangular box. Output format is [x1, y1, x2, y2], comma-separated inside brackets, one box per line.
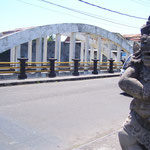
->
[118, 16, 150, 150]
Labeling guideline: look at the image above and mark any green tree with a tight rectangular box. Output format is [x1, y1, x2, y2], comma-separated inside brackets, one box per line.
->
[47, 35, 55, 41]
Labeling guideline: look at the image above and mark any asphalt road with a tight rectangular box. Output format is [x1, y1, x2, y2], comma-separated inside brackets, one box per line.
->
[0, 77, 132, 150]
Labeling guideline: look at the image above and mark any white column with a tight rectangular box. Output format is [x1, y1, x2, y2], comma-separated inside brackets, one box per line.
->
[90, 46, 94, 62]
[10, 47, 15, 62]
[58, 36, 61, 62]
[108, 41, 112, 60]
[84, 34, 90, 70]
[100, 53, 103, 62]
[69, 32, 76, 62]
[85, 34, 89, 63]
[15, 45, 21, 71]
[28, 41, 32, 63]
[80, 42, 84, 62]
[36, 38, 42, 71]
[15, 45, 21, 61]
[43, 37, 47, 62]
[117, 46, 121, 62]
[97, 36, 102, 61]
[55, 34, 61, 62]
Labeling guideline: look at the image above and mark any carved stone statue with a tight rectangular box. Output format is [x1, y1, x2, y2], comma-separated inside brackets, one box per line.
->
[118, 16, 150, 150]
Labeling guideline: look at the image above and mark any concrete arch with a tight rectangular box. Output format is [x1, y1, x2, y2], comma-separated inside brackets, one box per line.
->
[0, 23, 132, 53]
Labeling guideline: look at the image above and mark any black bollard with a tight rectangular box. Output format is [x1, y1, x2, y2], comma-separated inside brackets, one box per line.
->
[92, 59, 99, 74]
[18, 58, 28, 79]
[72, 59, 80, 76]
[108, 58, 115, 73]
[48, 58, 57, 77]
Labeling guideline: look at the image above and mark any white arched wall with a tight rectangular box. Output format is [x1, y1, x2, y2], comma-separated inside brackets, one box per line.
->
[0, 23, 133, 68]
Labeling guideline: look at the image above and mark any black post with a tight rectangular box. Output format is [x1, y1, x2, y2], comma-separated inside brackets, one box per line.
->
[108, 58, 115, 73]
[48, 58, 57, 77]
[92, 59, 99, 74]
[72, 59, 80, 76]
[18, 58, 28, 79]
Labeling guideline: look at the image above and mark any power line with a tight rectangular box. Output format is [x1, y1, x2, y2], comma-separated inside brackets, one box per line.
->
[16, 0, 118, 27]
[140, 0, 150, 4]
[17, 0, 140, 30]
[78, 0, 147, 20]
[17, 0, 117, 24]
[38, 0, 139, 29]
[17, 0, 103, 24]
[17, 0, 140, 31]
[130, 0, 150, 7]
[137, 0, 150, 5]
[143, 0, 150, 2]
[16, 0, 85, 19]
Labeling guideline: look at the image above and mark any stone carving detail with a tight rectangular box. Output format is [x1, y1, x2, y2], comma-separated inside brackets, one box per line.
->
[118, 16, 150, 150]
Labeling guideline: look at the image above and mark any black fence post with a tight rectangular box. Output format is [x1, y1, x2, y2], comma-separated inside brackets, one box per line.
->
[18, 58, 28, 79]
[48, 58, 57, 77]
[72, 59, 80, 76]
[92, 59, 99, 74]
[108, 58, 115, 73]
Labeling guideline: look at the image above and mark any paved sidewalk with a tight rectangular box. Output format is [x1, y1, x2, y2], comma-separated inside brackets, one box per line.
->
[73, 130, 122, 150]
[0, 72, 120, 87]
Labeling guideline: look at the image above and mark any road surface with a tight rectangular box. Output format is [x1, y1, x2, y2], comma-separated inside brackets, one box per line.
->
[0, 77, 132, 150]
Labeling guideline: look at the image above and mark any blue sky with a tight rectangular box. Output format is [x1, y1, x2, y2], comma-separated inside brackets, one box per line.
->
[0, 0, 149, 34]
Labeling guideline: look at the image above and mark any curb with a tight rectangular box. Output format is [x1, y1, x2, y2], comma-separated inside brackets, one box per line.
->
[0, 73, 120, 87]
[73, 130, 121, 150]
